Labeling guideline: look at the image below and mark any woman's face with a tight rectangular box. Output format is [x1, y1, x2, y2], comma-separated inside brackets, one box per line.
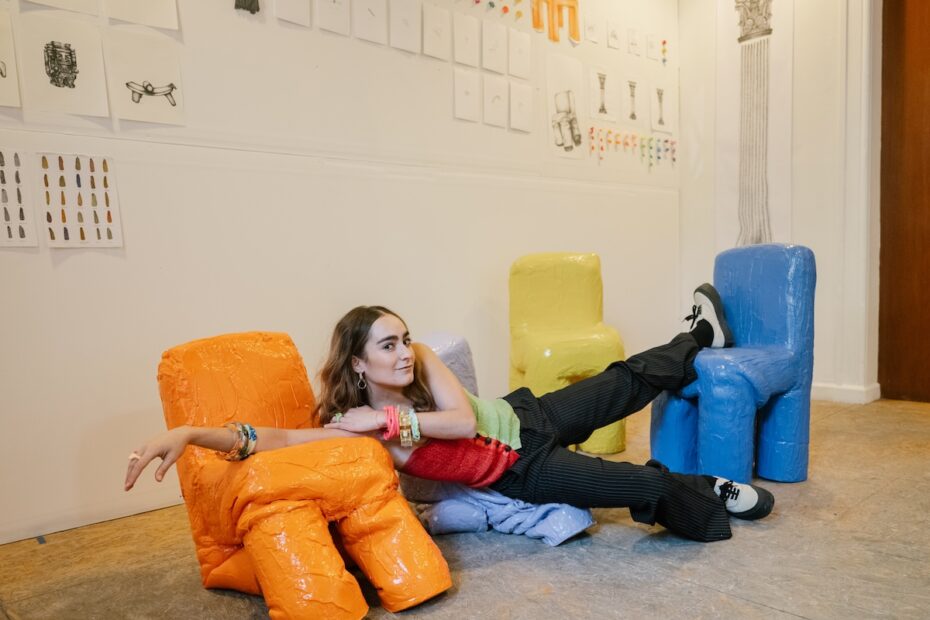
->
[353, 314, 416, 389]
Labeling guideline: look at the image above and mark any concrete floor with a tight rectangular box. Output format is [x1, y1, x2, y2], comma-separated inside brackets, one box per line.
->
[2, 399, 929, 619]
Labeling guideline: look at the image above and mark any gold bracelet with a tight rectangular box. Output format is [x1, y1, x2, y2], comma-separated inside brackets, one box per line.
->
[398, 407, 413, 448]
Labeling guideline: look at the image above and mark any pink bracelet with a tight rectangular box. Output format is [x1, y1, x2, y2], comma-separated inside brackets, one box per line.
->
[381, 406, 400, 440]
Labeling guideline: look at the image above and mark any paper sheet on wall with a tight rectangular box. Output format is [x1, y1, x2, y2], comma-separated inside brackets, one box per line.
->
[481, 20, 506, 74]
[275, 0, 312, 27]
[589, 66, 617, 122]
[0, 11, 21, 108]
[715, 0, 793, 249]
[482, 73, 507, 128]
[583, 13, 601, 44]
[453, 13, 479, 67]
[626, 28, 641, 55]
[621, 73, 648, 130]
[646, 33, 660, 60]
[15, 12, 109, 117]
[0, 150, 38, 247]
[106, 28, 184, 125]
[509, 81, 532, 133]
[353, 0, 388, 45]
[546, 54, 583, 159]
[650, 82, 675, 133]
[422, 3, 450, 60]
[389, 0, 421, 53]
[316, 0, 350, 35]
[27, 0, 98, 16]
[508, 29, 531, 80]
[606, 19, 621, 49]
[453, 67, 479, 122]
[105, 0, 179, 30]
[39, 153, 124, 248]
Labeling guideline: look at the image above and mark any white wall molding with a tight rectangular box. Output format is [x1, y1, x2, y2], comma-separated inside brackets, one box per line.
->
[812, 381, 881, 404]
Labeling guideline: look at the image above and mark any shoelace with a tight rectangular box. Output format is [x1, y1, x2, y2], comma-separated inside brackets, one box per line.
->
[684, 304, 703, 330]
[718, 480, 740, 502]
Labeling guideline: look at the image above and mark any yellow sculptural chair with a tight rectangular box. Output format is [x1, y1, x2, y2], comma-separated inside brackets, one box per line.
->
[158, 332, 451, 619]
[509, 253, 625, 453]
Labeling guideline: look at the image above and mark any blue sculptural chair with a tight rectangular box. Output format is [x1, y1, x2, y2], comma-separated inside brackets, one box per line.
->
[650, 244, 816, 483]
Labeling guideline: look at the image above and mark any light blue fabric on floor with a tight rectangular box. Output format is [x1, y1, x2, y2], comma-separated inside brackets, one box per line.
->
[401, 475, 594, 546]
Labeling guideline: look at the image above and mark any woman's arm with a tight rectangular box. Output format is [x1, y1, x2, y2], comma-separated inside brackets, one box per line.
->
[323, 343, 477, 440]
[123, 425, 361, 491]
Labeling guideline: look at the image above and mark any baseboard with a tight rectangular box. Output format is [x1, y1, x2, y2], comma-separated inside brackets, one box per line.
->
[811, 382, 881, 404]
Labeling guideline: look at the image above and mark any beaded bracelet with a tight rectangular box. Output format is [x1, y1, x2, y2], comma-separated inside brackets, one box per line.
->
[222, 422, 258, 461]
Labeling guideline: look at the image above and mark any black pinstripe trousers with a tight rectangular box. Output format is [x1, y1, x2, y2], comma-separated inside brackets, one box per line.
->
[491, 333, 732, 542]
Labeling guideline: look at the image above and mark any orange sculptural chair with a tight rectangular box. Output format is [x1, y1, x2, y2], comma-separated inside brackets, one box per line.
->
[532, 0, 580, 43]
[157, 332, 451, 619]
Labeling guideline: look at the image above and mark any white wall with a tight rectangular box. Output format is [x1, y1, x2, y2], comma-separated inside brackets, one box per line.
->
[679, 0, 882, 404]
[0, 0, 682, 543]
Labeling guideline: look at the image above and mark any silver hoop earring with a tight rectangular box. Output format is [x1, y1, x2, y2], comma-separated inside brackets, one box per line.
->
[356, 372, 367, 390]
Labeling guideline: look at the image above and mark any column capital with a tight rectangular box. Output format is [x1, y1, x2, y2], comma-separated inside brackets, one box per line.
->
[735, 0, 773, 43]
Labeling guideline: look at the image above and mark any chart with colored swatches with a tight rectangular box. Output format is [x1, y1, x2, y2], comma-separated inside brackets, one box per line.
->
[39, 153, 123, 248]
[0, 150, 38, 248]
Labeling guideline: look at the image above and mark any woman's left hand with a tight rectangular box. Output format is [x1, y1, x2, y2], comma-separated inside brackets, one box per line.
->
[323, 406, 384, 433]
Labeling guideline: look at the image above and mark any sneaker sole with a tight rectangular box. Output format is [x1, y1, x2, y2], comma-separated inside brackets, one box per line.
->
[694, 283, 734, 348]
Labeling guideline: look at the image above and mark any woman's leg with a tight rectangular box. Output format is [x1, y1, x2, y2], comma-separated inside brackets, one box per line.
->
[493, 447, 732, 542]
[538, 332, 701, 446]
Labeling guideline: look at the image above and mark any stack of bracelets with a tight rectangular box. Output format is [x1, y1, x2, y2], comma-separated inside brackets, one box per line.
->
[223, 421, 258, 461]
[381, 405, 421, 448]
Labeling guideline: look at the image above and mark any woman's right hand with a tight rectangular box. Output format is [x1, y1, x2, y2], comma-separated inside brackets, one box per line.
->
[124, 425, 193, 491]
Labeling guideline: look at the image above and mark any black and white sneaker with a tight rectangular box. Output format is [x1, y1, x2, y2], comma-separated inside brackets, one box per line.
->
[714, 478, 775, 520]
[686, 283, 734, 348]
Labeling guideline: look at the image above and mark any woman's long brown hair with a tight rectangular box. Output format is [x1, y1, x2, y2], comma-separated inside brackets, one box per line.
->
[315, 306, 436, 425]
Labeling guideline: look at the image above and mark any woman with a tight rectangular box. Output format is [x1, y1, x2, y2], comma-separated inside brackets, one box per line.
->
[125, 284, 773, 542]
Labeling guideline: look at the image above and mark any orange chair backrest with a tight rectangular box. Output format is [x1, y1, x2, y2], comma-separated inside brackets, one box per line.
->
[157, 332, 318, 589]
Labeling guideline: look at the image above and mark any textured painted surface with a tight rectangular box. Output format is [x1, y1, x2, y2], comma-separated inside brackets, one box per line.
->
[158, 332, 450, 619]
[651, 244, 816, 482]
[509, 253, 626, 454]
[4, 400, 929, 619]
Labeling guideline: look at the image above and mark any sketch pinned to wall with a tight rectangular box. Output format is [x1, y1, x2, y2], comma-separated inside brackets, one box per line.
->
[626, 28, 641, 55]
[650, 83, 675, 133]
[422, 3, 451, 60]
[353, 0, 388, 45]
[716, 0, 792, 250]
[646, 34, 660, 60]
[508, 28, 531, 79]
[482, 20, 507, 74]
[106, 28, 184, 125]
[453, 13, 480, 67]
[583, 12, 601, 44]
[531, 0, 579, 44]
[105, 0, 180, 30]
[0, 150, 38, 248]
[588, 67, 617, 121]
[0, 11, 21, 108]
[274, 0, 312, 27]
[16, 12, 109, 117]
[622, 75, 648, 129]
[38, 153, 124, 248]
[482, 74, 508, 128]
[606, 19, 620, 49]
[389, 0, 421, 53]
[546, 54, 583, 159]
[316, 0, 350, 35]
[509, 80, 532, 132]
[27, 0, 98, 16]
[735, 0, 771, 245]
[453, 67, 480, 122]
[235, 0, 261, 15]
